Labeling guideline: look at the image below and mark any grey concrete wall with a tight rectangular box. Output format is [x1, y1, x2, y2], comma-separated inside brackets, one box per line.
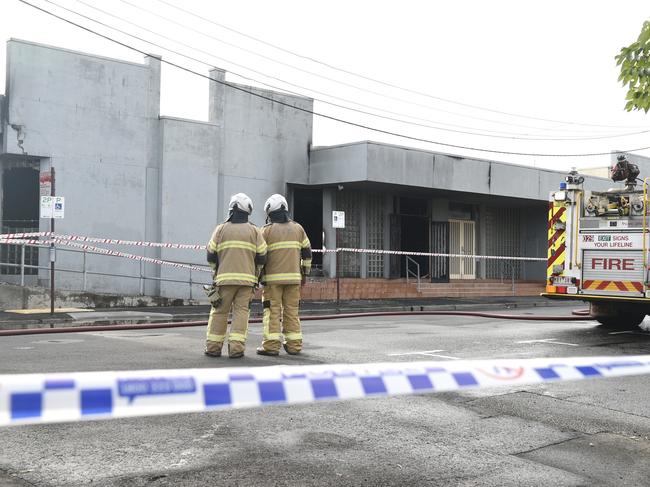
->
[322, 188, 336, 277]
[0, 94, 5, 152]
[221, 84, 313, 225]
[2, 39, 161, 295]
[309, 143, 368, 186]
[367, 144, 435, 188]
[0, 40, 315, 299]
[310, 141, 616, 200]
[158, 117, 220, 298]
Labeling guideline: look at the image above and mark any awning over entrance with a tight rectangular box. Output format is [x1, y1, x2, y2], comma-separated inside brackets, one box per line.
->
[309, 141, 614, 201]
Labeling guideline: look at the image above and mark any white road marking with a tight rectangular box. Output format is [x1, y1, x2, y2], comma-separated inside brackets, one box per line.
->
[30, 339, 84, 345]
[388, 350, 460, 360]
[608, 331, 648, 335]
[85, 332, 181, 339]
[516, 338, 579, 347]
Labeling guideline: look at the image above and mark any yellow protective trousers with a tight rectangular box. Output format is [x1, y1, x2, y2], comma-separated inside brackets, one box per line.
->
[260, 284, 303, 353]
[205, 285, 254, 355]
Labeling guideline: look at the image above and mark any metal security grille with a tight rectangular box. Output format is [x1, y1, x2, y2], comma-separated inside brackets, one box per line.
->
[0, 224, 39, 275]
[336, 191, 361, 277]
[449, 220, 475, 279]
[485, 207, 522, 279]
[366, 193, 384, 277]
[431, 221, 449, 282]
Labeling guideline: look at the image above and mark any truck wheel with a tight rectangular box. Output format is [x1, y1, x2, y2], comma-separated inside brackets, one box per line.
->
[595, 314, 646, 330]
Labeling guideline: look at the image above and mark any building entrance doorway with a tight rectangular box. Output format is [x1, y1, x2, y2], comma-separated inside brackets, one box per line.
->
[449, 219, 475, 279]
[400, 215, 429, 278]
[292, 188, 323, 269]
[1, 166, 39, 275]
[389, 197, 430, 278]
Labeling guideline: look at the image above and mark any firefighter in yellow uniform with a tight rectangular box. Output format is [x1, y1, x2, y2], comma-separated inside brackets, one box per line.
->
[257, 194, 311, 356]
[205, 193, 267, 358]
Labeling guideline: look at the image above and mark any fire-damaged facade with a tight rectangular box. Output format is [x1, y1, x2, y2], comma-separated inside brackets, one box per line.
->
[1, 38, 631, 300]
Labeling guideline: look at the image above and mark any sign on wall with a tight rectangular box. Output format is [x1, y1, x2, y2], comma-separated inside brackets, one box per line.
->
[39, 170, 52, 197]
[332, 211, 345, 229]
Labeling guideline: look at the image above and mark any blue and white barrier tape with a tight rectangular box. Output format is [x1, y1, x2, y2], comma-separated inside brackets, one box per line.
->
[2, 355, 649, 427]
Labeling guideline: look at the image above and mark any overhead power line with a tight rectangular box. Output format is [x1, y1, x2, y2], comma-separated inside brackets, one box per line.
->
[62, 0, 650, 141]
[53, 0, 650, 142]
[16, 0, 650, 158]
[117, 0, 645, 134]
[153, 0, 647, 130]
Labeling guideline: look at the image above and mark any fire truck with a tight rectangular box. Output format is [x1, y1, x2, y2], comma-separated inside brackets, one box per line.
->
[543, 155, 650, 328]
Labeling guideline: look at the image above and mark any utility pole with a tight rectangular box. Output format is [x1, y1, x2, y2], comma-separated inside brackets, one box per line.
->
[50, 167, 55, 316]
[336, 228, 340, 309]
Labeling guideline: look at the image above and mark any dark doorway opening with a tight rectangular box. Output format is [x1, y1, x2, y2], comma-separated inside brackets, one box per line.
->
[397, 196, 429, 278]
[292, 188, 323, 269]
[389, 196, 431, 278]
[400, 215, 429, 278]
[1, 166, 39, 275]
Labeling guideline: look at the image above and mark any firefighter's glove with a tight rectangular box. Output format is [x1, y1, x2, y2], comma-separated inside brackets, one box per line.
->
[203, 283, 222, 307]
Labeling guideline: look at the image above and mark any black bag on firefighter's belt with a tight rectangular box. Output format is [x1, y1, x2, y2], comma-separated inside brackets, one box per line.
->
[203, 283, 222, 307]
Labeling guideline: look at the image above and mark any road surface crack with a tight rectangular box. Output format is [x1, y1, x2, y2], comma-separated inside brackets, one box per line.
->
[525, 390, 650, 421]
[512, 434, 588, 457]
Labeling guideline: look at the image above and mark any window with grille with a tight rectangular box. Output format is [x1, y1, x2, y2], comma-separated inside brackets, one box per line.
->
[336, 191, 361, 277]
[485, 207, 522, 279]
[366, 193, 384, 277]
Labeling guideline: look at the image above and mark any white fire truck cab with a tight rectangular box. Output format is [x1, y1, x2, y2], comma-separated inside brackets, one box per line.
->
[543, 158, 650, 328]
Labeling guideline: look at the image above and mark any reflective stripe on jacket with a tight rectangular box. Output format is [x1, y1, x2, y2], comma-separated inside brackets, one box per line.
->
[261, 220, 311, 285]
[207, 222, 267, 286]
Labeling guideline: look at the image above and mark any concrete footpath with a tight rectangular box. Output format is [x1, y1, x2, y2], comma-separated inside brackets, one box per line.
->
[0, 296, 583, 329]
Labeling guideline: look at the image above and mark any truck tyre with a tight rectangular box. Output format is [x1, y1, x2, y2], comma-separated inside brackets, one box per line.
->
[595, 313, 646, 330]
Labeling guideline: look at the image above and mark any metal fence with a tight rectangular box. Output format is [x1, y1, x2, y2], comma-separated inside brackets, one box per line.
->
[0, 243, 212, 299]
[0, 225, 39, 276]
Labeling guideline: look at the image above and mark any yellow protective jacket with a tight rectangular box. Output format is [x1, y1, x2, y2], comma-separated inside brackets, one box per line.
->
[207, 222, 267, 286]
[261, 220, 311, 285]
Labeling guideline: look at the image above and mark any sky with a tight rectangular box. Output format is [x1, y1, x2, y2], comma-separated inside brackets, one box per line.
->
[1, 0, 649, 171]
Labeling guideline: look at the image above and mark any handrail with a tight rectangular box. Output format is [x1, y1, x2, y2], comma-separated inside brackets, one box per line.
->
[498, 259, 516, 296]
[405, 255, 421, 292]
[572, 190, 582, 270]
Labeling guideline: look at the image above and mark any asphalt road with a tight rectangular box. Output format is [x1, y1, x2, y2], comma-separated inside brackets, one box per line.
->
[2, 305, 650, 486]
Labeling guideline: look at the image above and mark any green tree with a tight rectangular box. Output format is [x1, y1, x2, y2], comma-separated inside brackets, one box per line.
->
[616, 20, 650, 112]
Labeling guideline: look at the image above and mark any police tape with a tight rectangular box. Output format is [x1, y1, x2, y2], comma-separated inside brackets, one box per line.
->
[0, 232, 204, 250]
[316, 247, 546, 261]
[0, 232, 546, 262]
[51, 239, 212, 273]
[0, 231, 52, 239]
[1, 355, 649, 427]
[0, 237, 212, 273]
[52, 234, 206, 250]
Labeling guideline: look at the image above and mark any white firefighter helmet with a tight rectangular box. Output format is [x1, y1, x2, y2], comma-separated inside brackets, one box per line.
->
[264, 194, 288, 215]
[228, 193, 253, 214]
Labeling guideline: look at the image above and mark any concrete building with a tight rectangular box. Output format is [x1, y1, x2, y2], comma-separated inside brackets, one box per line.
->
[0, 39, 311, 298]
[0, 39, 632, 302]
